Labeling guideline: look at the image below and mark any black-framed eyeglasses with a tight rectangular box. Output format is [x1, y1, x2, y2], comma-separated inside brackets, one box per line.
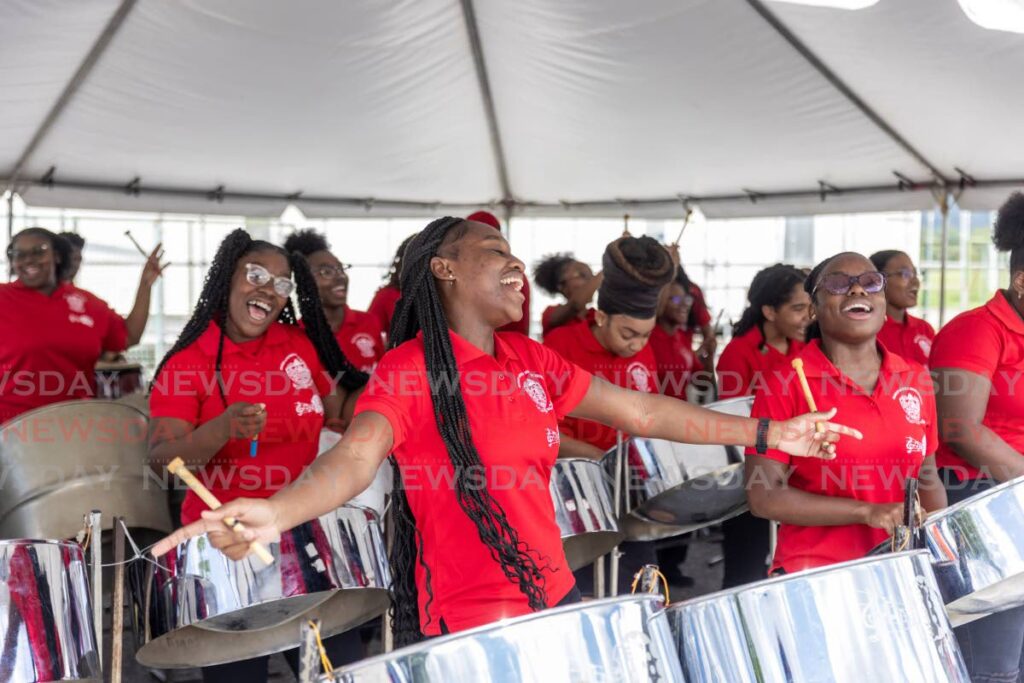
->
[8, 244, 51, 262]
[885, 267, 918, 281]
[245, 263, 294, 297]
[812, 271, 886, 297]
[314, 264, 351, 280]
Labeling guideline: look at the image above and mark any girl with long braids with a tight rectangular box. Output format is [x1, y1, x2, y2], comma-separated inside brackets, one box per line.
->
[148, 228, 368, 681]
[744, 252, 946, 578]
[153, 217, 859, 646]
[367, 232, 416, 336]
[284, 228, 385, 372]
[930, 192, 1024, 679]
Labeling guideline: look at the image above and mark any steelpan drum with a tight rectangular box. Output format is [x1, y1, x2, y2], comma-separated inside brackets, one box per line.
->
[321, 594, 683, 683]
[133, 504, 390, 668]
[0, 400, 172, 539]
[94, 361, 144, 400]
[1, 539, 100, 683]
[667, 551, 968, 683]
[878, 475, 1024, 626]
[550, 458, 624, 570]
[614, 396, 752, 541]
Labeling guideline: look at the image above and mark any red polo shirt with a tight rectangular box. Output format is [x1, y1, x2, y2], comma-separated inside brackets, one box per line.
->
[930, 291, 1024, 479]
[354, 330, 591, 635]
[877, 312, 935, 367]
[0, 281, 127, 424]
[333, 307, 385, 373]
[716, 326, 806, 399]
[648, 326, 702, 401]
[689, 283, 712, 329]
[150, 322, 331, 525]
[747, 340, 936, 574]
[367, 285, 401, 337]
[540, 305, 592, 339]
[544, 319, 659, 451]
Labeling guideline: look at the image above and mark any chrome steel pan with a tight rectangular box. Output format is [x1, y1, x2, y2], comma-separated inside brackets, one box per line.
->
[133, 504, 391, 668]
[549, 458, 624, 570]
[667, 551, 968, 683]
[0, 400, 172, 539]
[321, 595, 683, 683]
[0, 539, 100, 683]
[615, 396, 752, 541]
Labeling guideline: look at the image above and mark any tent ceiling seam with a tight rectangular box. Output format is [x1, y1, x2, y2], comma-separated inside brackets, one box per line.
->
[743, 0, 950, 186]
[458, 0, 514, 203]
[3, 0, 138, 196]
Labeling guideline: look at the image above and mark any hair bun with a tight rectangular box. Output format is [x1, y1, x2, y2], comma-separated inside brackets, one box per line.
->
[994, 192, 1024, 254]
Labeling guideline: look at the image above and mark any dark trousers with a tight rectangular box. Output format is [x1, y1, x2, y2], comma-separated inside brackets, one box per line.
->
[941, 470, 1024, 682]
[572, 541, 657, 597]
[438, 583, 583, 635]
[201, 628, 363, 683]
[722, 512, 771, 588]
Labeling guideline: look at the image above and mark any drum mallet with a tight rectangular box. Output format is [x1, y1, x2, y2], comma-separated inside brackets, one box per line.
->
[790, 359, 825, 435]
[124, 230, 149, 258]
[167, 457, 275, 565]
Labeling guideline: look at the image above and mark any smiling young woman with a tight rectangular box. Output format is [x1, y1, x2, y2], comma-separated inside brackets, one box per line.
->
[151, 217, 858, 649]
[869, 249, 935, 366]
[744, 252, 946, 576]
[0, 228, 129, 423]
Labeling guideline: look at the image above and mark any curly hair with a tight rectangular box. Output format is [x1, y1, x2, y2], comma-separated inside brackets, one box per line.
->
[283, 228, 330, 257]
[532, 253, 576, 296]
[994, 192, 1024, 273]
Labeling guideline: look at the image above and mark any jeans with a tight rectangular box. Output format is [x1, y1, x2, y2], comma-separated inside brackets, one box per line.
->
[201, 627, 363, 682]
[941, 469, 1024, 682]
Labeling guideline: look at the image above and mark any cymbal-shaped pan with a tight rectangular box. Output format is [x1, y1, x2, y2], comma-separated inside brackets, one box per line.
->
[132, 504, 390, 668]
[613, 396, 752, 541]
[0, 539, 100, 683]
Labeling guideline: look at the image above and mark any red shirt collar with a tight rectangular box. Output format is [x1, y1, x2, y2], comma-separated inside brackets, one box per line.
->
[986, 291, 1024, 335]
[420, 329, 522, 368]
[798, 338, 914, 380]
[10, 279, 73, 299]
[196, 320, 292, 358]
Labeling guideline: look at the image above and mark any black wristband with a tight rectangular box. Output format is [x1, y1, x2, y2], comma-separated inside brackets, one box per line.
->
[756, 418, 771, 455]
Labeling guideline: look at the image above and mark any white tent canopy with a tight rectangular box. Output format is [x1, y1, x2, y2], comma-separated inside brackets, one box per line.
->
[3, 0, 1023, 219]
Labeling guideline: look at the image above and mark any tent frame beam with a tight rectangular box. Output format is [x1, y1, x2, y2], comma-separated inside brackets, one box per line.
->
[744, 0, 950, 185]
[3, 0, 138, 196]
[459, 0, 514, 205]
[9, 173, 1022, 216]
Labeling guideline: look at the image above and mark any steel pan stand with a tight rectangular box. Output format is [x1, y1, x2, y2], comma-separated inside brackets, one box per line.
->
[299, 618, 323, 683]
[88, 509, 103, 673]
[607, 431, 626, 597]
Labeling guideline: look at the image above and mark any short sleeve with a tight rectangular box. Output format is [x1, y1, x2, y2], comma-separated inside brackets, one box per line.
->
[716, 340, 753, 399]
[353, 349, 422, 451]
[529, 339, 592, 418]
[90, 294, 127, 352]
[744, 374, 795, 465]
[149, 351, 207, 425]
[917, 370, 940, 456]
[929, 313, 1002, 379]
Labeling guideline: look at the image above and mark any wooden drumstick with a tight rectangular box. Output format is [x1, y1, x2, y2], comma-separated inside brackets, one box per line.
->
[167, 457, 275, 565]
[791, 358, 825, 434]
[124, 230, 149, 258]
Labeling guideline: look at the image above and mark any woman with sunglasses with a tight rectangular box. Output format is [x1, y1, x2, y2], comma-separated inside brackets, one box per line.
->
[148, 229, 369, 681]
[0, 228, 129, 423]
[929, 192, 1024, 680]
[744, 252, 946, 576]
[869, 250, 935, 366]
[152, 217, 857, 647]
[285, 229, 384, 373]
[533, 253, 603, 339]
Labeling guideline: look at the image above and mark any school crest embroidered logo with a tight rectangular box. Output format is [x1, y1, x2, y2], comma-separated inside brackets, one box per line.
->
[295, 395, 324, 416]
[351, 333, 377, 358]
[517, 371, 553, 414]
[914, 334, 932, 358]
[546, 428, 560, 448]
[893, 387, 925, 425]
[65, 292, 87, 314]
[68, 313, 95, 328]
[281, 353, 314, 390]
[627, 362, 653, 393]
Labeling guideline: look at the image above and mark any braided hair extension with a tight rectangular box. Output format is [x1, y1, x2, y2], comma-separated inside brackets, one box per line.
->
[384, 232, 418, 288]
[803, 255, 837, 343]
[386, 217, 549, 646]
[153, 229, 367, 403]
[733, 264, 807, 344]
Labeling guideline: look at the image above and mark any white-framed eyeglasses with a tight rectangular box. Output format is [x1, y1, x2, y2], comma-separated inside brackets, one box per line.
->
[245, 263, 294, 297]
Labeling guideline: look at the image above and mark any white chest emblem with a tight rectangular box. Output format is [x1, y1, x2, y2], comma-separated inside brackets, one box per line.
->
[68, 313, 95, 328]
[352, 333, 377, 359]
[914, 334, 932, 357]
[517, 371, 553, 414]
[627, 362, 653, 393]
[281, 353, 314, 390]
[546, 428, 560, 448]
[65, 292, 87, 314]
[893, 387, 925, 425]
[905, 436, 926, 456]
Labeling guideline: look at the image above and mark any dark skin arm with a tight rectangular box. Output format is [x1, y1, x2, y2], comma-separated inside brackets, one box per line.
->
[148, 402, 266, 472]
[933, 367, 1024, 482]
[557, 433, 606, 460]
[544, 272, 603, 331]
